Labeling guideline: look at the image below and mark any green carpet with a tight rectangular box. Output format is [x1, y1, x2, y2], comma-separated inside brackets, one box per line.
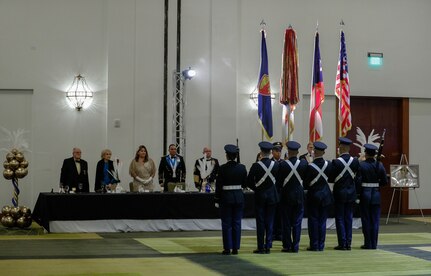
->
[0, 218, 430, 275]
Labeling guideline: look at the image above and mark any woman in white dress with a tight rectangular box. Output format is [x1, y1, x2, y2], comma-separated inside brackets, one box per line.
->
[129, 145, 156, 192]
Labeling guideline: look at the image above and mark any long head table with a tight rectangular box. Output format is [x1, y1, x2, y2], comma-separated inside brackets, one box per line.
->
[32, 192, 256, 232]
[33, 192, 360, 232]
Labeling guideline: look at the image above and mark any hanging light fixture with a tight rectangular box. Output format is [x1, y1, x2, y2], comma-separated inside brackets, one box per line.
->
[66, 74, 93, 111]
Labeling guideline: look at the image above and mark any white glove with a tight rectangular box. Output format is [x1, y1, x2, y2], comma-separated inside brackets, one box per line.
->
[136, 176, 145, 183]
[214, 203, 219, 208]
[355, 199, 360, 204]
[136, 176, 152, 184]
[142, 176, 153, 184]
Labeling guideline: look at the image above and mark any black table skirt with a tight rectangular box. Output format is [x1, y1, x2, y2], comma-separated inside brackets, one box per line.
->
[32, 192, 360, 232]
[32, 192, 256, 232]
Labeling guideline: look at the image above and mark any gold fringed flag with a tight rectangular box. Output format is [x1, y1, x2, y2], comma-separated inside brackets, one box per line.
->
[335, 30, 351, 137]
[280, 27, 299, 144]
[309, 31, 325, 142]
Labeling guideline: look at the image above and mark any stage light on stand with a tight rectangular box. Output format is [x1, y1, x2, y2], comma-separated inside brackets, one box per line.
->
[173, 67, 196, 163]
[182, 67, 196, 80]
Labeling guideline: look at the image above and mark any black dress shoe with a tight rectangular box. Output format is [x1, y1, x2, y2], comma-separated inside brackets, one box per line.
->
[334, 245, 347, 250]
[232, 249, 238, 255]
[222, 250, 231, 255]
[265, 248, 270, 254]
[306, 247, 318, 251]
[346, 246, 351, 250]
[360, 245, 371, 249]
[281, 248, 290, 252]
[253, 249, 265, 254]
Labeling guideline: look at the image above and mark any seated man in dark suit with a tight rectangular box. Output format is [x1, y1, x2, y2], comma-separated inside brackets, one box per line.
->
[60, 147, 90, 193]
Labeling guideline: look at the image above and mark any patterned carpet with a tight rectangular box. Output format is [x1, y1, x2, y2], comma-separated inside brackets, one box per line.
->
[0, 218, 430, 275]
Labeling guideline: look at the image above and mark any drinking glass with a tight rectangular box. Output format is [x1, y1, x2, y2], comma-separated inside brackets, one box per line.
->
[78, 183, 83, 192]
[64, 185, 69, 193]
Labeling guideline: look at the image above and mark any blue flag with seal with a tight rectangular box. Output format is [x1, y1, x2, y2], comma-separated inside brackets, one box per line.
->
[258, 29, 273, 139]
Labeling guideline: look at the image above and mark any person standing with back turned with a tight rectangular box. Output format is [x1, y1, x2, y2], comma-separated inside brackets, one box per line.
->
[303, 141, 333, 251]
[331, 137, 359, 250]
[247, 141, 279, 254]
[277, 141, 307, 253]
[356, 143, 387, 249]
[214, 144, 247, 255]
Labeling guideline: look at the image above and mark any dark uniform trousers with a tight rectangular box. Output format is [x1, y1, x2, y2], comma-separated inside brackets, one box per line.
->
[215, 160, 247, 251]
[331, 154, 359, 248]
[280, 202, 303, 251]
[277, 157, 307, 252]
[247, 158, 279, 251]
[304, 157, 333, 251]
[356, 158, 387, 249]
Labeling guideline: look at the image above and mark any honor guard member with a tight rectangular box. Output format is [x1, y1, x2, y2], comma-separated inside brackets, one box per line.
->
[331, 137, 359, 250]
[247, 141, 279, 254]
[194, 147, 220, 192]
[214, 144, 247, 255]
[271, 141, 283, 241]
[158, 144, 186, 192]
[299, 142, 314, 163]
[271, 142, 283, 162]
[303, 141, 333, 251]
[356, 144, 387, 249]
[277, 141, 308, 253]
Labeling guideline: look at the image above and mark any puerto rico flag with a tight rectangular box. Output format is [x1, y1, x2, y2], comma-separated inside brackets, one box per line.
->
[258, 29, 273, 139]
[309, 31, 324, 142]
[335, 30, 352, 137]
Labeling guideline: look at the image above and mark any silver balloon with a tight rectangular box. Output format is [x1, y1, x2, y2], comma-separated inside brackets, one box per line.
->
[3, 160, 10, 169]
[11, 148, 18, 155]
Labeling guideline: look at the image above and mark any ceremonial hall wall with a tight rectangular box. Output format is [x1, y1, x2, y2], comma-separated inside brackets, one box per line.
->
[0, 0, 429, 211]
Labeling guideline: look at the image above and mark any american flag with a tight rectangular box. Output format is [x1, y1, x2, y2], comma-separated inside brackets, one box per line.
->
[335, 30, 351, 137]
[309, 31, 324, 142]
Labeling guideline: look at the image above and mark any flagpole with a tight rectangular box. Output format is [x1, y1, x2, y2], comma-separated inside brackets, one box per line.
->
[339, 19, 344, 137]
[260, 19, 266, 141]
[311, 21, 318, 143]
[315, 21, 318, 143]
[261, 18, 265, 143]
